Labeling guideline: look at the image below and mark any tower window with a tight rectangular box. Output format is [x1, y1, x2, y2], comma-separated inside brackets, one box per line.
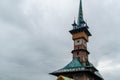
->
[77, 52, 79, 55]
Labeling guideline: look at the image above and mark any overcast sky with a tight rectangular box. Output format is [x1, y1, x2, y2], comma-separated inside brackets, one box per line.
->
[0, 0, 120, 80]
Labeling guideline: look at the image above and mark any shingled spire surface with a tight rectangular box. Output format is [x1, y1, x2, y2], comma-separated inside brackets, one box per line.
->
[78, 0, 84, 26]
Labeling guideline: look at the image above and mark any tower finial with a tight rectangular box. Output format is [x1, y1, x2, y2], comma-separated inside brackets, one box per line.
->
[78, 0, 84, 26]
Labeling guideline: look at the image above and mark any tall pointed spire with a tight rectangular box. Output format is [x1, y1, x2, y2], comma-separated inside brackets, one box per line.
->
[78, 0, 84, 26]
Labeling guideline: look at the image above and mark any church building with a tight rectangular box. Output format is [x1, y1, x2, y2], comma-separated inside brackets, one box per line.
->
[50, 0, 104, 80]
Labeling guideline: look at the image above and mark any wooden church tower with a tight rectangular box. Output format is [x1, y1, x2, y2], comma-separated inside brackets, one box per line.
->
[50, 0, 104, 80]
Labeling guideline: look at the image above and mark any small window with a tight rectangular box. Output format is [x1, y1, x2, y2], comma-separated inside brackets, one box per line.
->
[77, 52, 79, 55]
[77, 40, 79, 43]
